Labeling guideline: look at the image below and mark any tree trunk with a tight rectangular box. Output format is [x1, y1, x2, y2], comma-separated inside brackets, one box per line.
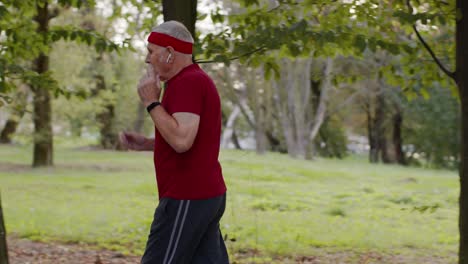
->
[0, 193, 9, 264]
[309, 79, 321, 160]
[393, 107, 406, 165]
[461, 99, 468, 264]
[255, 114, 267, 154]
[275, 57, 333, 159]
[274, 60, 297, 157]
[94, 75, 118, 149]
[380, 136, 391, 163]
[459, 64, 468, 263]
[231, 128, 242, 150]
[162, 0, 198, 58]
[265, 130, 284, 153]
[292, 60, 308, 159]
[133, 104, 145, 133]
[221, 106, 240, 148]
[367, 98, 379, 163]
[0, 120, 18, 144]
[368, 125, 378, 162]
[253, 69, 267, 155]
[69, 119, 82, 138]
[32, 75, 53, 167]
[308, 58, 333, 144]
[98, 104, 116, 149]
[0, 91, 27, 144]
[32, 2, 53, 167]
[375, 81, 386, 163]
[457, 0, 468, 263]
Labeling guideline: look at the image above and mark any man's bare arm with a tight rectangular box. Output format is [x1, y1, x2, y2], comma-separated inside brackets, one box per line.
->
[148, 107, 200, 153]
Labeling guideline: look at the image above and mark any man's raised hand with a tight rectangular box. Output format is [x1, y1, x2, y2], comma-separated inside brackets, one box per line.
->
[137, 66, 161, 107]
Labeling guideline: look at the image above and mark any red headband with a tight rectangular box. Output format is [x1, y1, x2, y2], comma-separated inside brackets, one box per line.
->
[147, 32, 193, 54]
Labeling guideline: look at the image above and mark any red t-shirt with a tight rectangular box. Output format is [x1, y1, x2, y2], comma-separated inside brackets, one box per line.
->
[153, 64, 226, 200]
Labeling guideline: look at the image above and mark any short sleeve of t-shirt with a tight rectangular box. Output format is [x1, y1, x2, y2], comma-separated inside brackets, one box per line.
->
[167, 73, 206, 115]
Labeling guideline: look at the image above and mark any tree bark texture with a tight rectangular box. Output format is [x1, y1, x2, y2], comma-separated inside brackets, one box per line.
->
[162, 0, 197, 60]
[221, 105, 240, 148]
[221, 65, 272, 153]
[308, 58, 333, 144]
[393, 106, 406, 165]
[457, 1, 468, 263]
[367, 101, 379, 163]
[0, 120, 18, 144]
[133, 103, 145, 133]
[250, 69, 267, 155]
[93, 75, 118, 149]
[32, 55, 54, 167]
[231, 128, 242, 150]
[375, 85, 390, 163]
[69, 119, 82, 138]
[32, 1, 53, 167]
[0, 90, 27, 144]
[274, 57, 333, 159]
[366, 78, 388, 164]
[0, 193, 9, 264]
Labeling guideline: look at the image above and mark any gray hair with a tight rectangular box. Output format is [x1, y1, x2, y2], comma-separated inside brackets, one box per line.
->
[152, 21, 194, 44]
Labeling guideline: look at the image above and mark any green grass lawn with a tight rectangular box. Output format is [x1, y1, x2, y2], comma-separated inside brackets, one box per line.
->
[0, 143, 459, 262]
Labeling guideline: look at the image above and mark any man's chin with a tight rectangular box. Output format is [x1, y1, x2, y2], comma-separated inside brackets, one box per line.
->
[159, 75, 168, 82]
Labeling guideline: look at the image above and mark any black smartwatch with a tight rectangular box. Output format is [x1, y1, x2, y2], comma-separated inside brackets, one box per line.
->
[146, 101, 161, 113]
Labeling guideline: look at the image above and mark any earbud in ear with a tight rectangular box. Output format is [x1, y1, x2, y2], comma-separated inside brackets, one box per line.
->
[166, 53, 172, 63]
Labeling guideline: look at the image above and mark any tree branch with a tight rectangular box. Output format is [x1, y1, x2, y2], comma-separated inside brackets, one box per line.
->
[222, 66, 256, 129]
[267, 4, 282, 13]
[412, 24, 456, 80]
[48, 7, 60, 20]
[195, 46, 266, 64]
[406, 0, 456, 80]
[267, 1, 300, 13]
[435, 0, 449, 5]
[308, 57, 333, 142]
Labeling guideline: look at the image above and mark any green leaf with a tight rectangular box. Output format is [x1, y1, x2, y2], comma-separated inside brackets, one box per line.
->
[438, 15, 446, 25]
[368, 38, 377, 53]
[0, 6, 8, 18]
[242, 0, 260, 7]
[387, 43, 400, 55]
[84, 34, 92, 45]
[354, 35, 367, 53]
[198, 13, 208, 21]
[36, 0, 47, 8]
[70, 31, 78, 41]
[213, 54, 230, 65]
[403, 44, 414, 54]
[420, 88, 430, 99]
[50, 32, 61, 42]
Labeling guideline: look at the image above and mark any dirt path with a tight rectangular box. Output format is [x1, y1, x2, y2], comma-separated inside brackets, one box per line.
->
[8, 237, 140, 264]
[7, 237, 456, 264]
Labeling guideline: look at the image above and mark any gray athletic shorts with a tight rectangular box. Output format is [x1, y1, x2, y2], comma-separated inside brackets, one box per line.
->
[141, 193, 229, 264]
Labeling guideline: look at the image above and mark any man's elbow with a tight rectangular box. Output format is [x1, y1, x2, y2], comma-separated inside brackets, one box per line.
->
[170, 128, 197, 153]
[172, 139, 194, 153]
